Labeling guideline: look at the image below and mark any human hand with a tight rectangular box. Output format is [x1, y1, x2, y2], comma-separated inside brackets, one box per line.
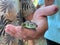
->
[5, 5, 58, 40]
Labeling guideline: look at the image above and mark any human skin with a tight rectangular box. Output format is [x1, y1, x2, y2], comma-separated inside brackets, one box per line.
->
[5, 5, 58, 40]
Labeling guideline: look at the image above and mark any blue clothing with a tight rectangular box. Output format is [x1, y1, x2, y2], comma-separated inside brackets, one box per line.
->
[38, 0, 44, 5]
[38, 0, 60, 44]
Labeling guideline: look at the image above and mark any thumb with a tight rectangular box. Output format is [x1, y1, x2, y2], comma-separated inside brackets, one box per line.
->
[33, 5, 58, 17]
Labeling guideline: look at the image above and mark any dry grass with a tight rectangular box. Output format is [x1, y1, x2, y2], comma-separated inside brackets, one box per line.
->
[0, 36, 47, 45]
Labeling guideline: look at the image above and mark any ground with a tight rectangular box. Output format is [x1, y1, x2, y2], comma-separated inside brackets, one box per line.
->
[0, 36, 47, 45]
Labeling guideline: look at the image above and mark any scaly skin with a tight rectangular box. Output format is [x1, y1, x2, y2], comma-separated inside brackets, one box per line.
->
[21, 21, 37, 30]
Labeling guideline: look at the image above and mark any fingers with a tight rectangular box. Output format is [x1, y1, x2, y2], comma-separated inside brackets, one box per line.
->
[15, 26, 27, 39]
[34, 5, 58, 17]
[5, 24, 26, 39]
[5, 24, 17, 36]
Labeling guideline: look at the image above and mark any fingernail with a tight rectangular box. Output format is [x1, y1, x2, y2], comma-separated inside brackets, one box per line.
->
[54, 8, 58, 12]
